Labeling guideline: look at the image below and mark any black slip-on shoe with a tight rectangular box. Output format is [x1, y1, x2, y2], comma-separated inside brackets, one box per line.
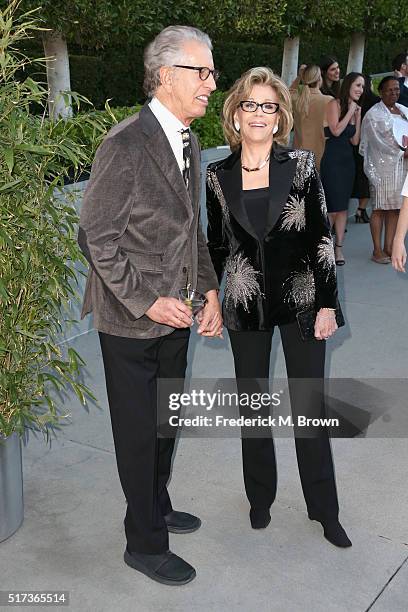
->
[309, 516, 352, 548]
[164, 510, 201, 534]
[124, 548, 196, 585]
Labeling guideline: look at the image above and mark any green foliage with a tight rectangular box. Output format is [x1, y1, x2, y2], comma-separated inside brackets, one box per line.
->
[194, 0, 286, 41]
[213, 42, 281, 91]
[279, 0, 406, 39]
[85, 49, 145, 107]
[193, 90, 226, 148]
[53, 39, 401, 112]
[65, 103, 142, 161]
[21, 41, 280, 111]
[14, 0, 216, 47]
[0, 2, 104, 438]
[9, 0, 408, 51]
[69, 55, 105, 108]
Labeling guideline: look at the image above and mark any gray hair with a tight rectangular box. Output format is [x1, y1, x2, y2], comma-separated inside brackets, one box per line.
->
[143, 25, 212, 98]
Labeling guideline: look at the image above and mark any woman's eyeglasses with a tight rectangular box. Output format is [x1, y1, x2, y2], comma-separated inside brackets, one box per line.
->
[173, 65, 220, 82]
[239, 101, 280, 114]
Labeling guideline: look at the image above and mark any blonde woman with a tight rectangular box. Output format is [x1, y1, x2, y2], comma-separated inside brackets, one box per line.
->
[206, 67, 351, 548]
[290, 64, 332, 169]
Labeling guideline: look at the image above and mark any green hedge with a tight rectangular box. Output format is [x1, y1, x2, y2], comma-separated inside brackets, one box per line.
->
[67, 38, 408, 109]
[69, 55, 105, 109]
[20, 36, 408, 111]
[191, 90, 226, 149]
[67, 42, 280, 109]
[213, 42, 281, 90]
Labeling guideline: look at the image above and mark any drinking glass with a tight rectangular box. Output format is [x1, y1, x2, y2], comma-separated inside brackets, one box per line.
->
[178, 288, 207, 322]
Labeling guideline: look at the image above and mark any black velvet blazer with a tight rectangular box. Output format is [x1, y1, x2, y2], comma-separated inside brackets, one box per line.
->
[206, 143, 338, 331]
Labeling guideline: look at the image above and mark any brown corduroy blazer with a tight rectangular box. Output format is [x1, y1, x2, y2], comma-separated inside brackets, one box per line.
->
[78, 103, 219, 339]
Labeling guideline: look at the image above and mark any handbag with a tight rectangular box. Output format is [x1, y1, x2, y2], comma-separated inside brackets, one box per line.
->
[296, 301, 345, 341]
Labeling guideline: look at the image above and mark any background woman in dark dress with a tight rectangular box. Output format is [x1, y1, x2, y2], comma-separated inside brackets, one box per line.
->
[206, 67, 351, 548]
[320, 73, 364, 264]
[352, 75, 380, 223]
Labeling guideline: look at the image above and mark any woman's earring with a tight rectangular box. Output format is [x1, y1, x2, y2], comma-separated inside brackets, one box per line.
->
[234, 121, 240, 132]
[273, 124, 279, 134]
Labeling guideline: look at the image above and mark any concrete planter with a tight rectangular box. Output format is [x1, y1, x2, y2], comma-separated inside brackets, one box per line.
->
[0, 433, 24, 542]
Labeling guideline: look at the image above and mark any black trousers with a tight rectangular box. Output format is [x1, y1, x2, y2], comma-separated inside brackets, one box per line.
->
[228, 322, 339, 522]
[99, 328, 190, 554]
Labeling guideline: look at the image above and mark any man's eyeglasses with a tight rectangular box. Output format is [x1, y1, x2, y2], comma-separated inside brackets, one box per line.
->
[173, 65, 220, 82]
[239, 101, 280, 114]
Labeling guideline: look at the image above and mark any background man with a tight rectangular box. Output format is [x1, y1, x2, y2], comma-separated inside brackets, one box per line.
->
[392, 52, 408, 106]
[78, 25, 222, 586]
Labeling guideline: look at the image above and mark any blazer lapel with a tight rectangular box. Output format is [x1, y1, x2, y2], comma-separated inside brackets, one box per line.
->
[217, 149, 259, 241]
[216, 144, 298, 241]
[140, 105, 193, 220]
[264, 146, 298, 237]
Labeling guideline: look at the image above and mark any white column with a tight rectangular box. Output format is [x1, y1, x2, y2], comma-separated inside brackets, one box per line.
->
[42, 31, 73, 119]
[346, 32, 366, 74]
[281, 36, 300, 85]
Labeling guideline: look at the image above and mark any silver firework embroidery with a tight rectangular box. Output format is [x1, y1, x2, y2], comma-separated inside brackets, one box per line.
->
[316, 236, 336, 275]
[318, 186, 328, 215]
[288, 150, 315, 191]
[224, 253, 262, 311]
[281, 194, 306, 231]
[284, 268, 315, 309]
[206, 167, 230, 222]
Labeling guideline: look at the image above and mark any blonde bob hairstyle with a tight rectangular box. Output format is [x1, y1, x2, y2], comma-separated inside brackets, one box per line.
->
[222, 67, 293, 150]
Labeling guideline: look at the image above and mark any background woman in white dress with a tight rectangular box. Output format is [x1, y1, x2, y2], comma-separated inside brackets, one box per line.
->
[360, 76, 408, 263]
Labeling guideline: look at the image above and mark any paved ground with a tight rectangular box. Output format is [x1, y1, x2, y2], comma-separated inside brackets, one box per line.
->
[1, 149, 408, 612]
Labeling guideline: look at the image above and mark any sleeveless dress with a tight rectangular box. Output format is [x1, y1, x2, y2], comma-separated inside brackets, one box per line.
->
[320, 124, 356, 212]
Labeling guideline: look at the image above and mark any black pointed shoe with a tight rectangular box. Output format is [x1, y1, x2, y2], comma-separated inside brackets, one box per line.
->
[164, 510, 201, 534]
[250, 507, 271, 529]
[309, 516, 352, 548]
[124, 548, 196, 585]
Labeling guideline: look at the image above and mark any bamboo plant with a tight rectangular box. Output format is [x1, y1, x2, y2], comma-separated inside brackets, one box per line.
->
[0, 2, 107, 439]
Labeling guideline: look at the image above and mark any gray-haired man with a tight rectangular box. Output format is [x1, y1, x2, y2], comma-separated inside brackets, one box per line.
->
[78, 26, 222, 585]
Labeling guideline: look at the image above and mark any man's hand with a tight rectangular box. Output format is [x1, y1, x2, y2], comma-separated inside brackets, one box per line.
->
[196, 290, 223, 338]
[146, 297, 193, 328]
[314, 308, 338, 340]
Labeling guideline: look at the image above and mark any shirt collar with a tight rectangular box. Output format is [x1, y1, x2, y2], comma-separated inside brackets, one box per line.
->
[149, 97, 186, 134]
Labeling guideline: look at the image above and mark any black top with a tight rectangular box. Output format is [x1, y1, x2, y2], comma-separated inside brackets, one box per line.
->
[242, 187, 269, 240]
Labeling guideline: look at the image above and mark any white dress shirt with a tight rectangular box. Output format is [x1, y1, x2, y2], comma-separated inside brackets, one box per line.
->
[149, 97, 188, 174]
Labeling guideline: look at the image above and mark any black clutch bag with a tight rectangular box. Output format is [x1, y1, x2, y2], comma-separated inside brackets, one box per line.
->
[296, 302, 345, 341]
